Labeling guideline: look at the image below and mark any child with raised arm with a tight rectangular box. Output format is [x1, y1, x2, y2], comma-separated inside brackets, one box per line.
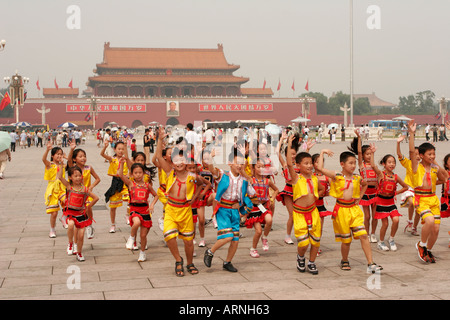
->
[369, 145, 409, 251]
[246, 158, 279, 258]
[156, 127, 204, 276]
[286, 136, 324, 274]
[57, 164, 99, 261]
[203, 147, 255, 272]
[42, 141, 66, 238]
[118, 158, 158, 262]
[101, 141, 129, 233]
[348, 130, 378, 243]
[317, 148, 383, 273]
[408, 120, 448, 263]
[397, 135, 421, 236]
[67, 141, 101, 240]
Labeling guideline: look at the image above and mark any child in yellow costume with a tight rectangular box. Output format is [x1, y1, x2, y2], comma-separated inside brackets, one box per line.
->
[42, 141, 66, 238]
[408, 120, 448, 263]
[317, 148, 383, 273]
[101, 141, 129, 233]
[152, 146, 173, 231]
[155, 127, 204, 277]
[286, 135, 324, 275]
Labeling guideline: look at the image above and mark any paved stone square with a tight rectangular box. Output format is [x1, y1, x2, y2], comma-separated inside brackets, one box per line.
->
[1, 133, 450, 300]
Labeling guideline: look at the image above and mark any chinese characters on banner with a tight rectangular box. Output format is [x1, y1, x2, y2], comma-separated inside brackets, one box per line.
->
[199, 104, 273, 112]
[66, 104, 147, 112]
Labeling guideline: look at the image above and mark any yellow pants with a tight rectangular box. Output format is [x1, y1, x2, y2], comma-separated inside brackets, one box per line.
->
[293, 203, 321, 248]
[415, 194, 441, 225]
[332, 200, 367, 243]
[163, 198, 194, 242]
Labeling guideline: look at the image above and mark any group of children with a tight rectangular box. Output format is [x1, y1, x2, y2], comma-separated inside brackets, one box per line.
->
[41, 120, 450, 276]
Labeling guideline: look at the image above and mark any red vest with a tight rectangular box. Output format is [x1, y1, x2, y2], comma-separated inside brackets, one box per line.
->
[66, 186, 89, 211]
[377, 172, 397, 196]
[129, 181, 150, 205]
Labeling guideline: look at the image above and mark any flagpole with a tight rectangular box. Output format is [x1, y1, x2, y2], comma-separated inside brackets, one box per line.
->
[349, 0, 354, 127]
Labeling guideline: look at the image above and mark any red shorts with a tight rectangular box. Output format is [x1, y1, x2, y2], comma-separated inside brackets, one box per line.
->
[129, 205, 152, 229]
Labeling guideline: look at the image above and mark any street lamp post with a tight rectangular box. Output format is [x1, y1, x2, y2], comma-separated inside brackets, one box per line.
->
[87, 97, 101, 129]
[4, 71, 29, 123]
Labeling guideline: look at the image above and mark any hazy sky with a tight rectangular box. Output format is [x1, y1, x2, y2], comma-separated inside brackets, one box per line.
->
[1, 0, 449, 104]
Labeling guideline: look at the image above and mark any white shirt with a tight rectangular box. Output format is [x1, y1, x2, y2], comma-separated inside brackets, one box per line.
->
[205, 129, 215, 143]
[185, 130, 197, 146]
[216, 169, 255, 202]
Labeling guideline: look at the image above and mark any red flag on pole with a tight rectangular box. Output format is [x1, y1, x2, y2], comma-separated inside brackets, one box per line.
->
[36, 79, 40, 91]
[291, 80, 295, 91]
[54, 78, 59, 90]
[262, 79, 266, 90]
[68, 79, 73, 89]
[305, 80, 309, 91]
[277, 80, 281, 91]
[0, 92, 11, 111]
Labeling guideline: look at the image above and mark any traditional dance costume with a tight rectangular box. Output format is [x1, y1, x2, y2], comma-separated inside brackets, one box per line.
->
[276, 166, 300, 205]
[329, 173, 367, 243]
[245, 177, 272, 228]
[163, 170, 197, 242]
[213, 169, 254, 241]
[64, 185, 91, 228]
[128, 181, 155, 229]
[410, 163, 440, 225]
[374, 171, 401, 219]
[292, 174, 321, 248]
[314, 173, 332, 217]
[399, 155, 415, 207]
[104, 157, 129, 208]
[440, 171, 450, 218]
[157, 168, 168, 207]
[44, 163, 66, 214]
[359, 163, 378, 206]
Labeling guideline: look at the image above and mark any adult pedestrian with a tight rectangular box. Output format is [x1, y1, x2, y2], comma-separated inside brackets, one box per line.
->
[9, 130, 17, 152]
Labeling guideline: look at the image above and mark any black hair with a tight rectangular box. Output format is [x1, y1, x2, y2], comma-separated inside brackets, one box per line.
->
[348, 137, 369, 157]
[66, 148, 86, 171]
[380, 154, 396, 165]
[67, 165, 83, 185]
[295, 152, 312, 164]
[312, 153, 321, 164]
[50, 147, 63, 161]
[171, 147, 188, 161]
[340, 151, 356, 163]
[132, 151, 157, 181]
[228, 147, 244, 163]
[444, 154, 450, 170]
[418, 142, 435, 155]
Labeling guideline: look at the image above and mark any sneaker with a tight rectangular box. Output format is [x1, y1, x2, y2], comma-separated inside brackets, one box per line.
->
[377, 241, 390, 251]
[411, 227, 420, 236]
[307, 262, 319, 275]
[158, 217, 164, 231]
[261, 238, 269, 251]
[223, 261, 238, 272]
[250, 249, 260, 258]
[284, 236, 294, 245]
[369, 234, 377, 243]
[133, 241, 139, 251]
[317, 249, 323, 257]
[213, 216, 218, 229]
[297, 255, 306, 273]
[204, 248, 214, 268]
[49, 229, 56, 238]
[73, 244, 78, 255]
[76, 253, 85, 262]
[59, 216, 68, 229]
[198, 240, 206, 247]
[86, 225, 95, 239]
[416, 241, 429, 263]
[427, 250, 436, 263]
[138, 251, 146, 262]
[109, 225, 116, 233]
[388, 238, 397, 251]
[67, 243, 74, 255]
[126, 236, 134, 250]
